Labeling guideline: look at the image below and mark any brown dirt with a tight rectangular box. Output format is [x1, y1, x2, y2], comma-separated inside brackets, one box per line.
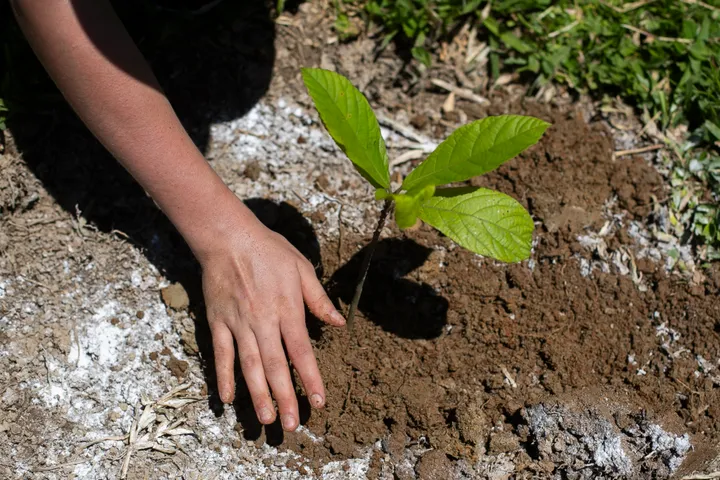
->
[266, 98, 720, 476]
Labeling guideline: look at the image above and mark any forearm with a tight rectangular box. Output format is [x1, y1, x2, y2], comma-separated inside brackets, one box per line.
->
[11, 0, 252, 257]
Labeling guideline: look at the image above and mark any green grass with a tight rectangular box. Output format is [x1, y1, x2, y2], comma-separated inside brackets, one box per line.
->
[358, 0, 720, 131]
[339, 0, 720, 260]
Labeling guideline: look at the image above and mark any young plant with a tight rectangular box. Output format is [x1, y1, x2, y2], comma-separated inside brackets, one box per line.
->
[302, 68, 549, 329]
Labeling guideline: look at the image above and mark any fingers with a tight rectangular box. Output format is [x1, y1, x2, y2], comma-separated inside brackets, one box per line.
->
[255, 327, 299, 431]
[210, 322, 236, 404]
[281, 317, 325, 409]
[232, 325, 276, 425]
[297, 260, 346, 327]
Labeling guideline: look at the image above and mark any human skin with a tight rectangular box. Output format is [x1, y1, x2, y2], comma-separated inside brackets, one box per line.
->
[11, 0, 346, 432]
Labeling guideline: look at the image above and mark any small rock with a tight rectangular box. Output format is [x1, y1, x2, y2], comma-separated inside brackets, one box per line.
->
[488, 432, 520, 454]
[308, 210, 326, 224]
[161, 283, 189, 311]
[315, 174, 330, 191]
[442, 110, 461, 123]
[244, 161, 262, 181]
[110, 317, 120, 325]
[149, 351, 159, 361]
[410, 114, 429, 130]
[136, 310, 145, 320]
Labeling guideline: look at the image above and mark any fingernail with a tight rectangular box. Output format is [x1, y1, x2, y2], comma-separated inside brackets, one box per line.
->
[310, 393, 325, 408]
[220, 391, 234, 404]
[281, 414, 297, 431]
[258, 407, 273, 424]
[330, 310, 346, 325]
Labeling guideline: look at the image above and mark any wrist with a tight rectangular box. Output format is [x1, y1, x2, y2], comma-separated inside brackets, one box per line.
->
[174, 184, 262, 264]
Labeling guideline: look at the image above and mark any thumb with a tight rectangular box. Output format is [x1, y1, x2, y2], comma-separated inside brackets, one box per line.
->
[298, 261, 346, 327]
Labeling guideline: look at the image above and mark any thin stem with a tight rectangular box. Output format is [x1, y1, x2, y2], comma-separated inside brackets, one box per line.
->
[346, 199, 393, 333]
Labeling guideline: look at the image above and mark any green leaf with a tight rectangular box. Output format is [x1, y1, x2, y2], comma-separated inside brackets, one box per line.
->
[500, 31, 533, 54]
[301, 68, 390, 189]
[392, 185, 435, 229]
[375, 188, 391, 200]
[419, 187, 534, 262]
[411, 46, 432, 66]
[402, 115, 550, 191]
[705, 120, 720, 141]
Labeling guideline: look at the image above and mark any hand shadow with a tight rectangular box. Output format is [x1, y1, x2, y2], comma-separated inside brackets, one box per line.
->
[327, 238, 449, 339]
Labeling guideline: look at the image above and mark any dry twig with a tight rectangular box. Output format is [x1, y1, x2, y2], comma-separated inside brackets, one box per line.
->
[682, 473, 720, 480]
[680, 0, 720, 13]
[31, 459, 88, 473]
[430, 78, 489, 105]
[621, 24, 693, 44]
[500, 365, 518, 389]
[614, 144, 664, 158]
[377, 114, 430, 144]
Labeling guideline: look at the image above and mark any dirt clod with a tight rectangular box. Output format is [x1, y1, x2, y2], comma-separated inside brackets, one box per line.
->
[457, 398, 490, 447]
[415, 450, 454, 480]
[244, 160, 262, 181]
[166, 355, 189, 379]
[161, 283, 190, 311]
[488, 432, 520, 454]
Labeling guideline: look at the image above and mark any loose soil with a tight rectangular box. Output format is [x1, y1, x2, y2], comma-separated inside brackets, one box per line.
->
[2, 1, 720, 479]
[269, 99, 720, 478]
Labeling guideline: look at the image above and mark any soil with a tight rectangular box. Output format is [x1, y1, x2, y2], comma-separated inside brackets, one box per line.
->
[2, 1, 720, 479]
[267, 98, 720, 478]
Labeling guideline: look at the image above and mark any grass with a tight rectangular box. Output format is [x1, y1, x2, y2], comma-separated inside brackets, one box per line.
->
[337, 0, 720, 261]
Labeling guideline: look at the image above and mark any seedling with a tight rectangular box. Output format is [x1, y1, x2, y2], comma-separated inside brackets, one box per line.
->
[302, 68, 550, 330]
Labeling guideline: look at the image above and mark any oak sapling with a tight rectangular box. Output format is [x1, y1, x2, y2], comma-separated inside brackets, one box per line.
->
[301, 68, 550, 330]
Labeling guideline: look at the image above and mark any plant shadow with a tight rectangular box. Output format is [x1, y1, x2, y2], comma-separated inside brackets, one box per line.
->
[328, 238, 449, 339]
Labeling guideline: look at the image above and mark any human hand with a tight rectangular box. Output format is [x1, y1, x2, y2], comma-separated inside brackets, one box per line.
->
[198, 208, 345, 432]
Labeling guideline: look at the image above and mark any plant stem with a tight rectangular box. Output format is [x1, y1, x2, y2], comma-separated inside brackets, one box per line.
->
[346, 199, 393, 333]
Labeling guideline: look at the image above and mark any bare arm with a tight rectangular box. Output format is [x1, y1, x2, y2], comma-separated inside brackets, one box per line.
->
[12, 0, 345, 431]
[10, 0, 235, 256]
